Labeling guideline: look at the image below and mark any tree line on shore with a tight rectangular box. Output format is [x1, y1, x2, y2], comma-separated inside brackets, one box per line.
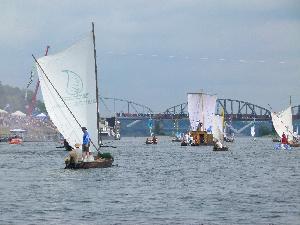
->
[0, 81, 46, 114]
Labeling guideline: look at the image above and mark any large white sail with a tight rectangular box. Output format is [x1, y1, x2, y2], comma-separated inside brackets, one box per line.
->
[36, 33, 98, 150]
[212, 115, 224, 141]
[187, 93, 217, 131]
[271, 106, 294, 142]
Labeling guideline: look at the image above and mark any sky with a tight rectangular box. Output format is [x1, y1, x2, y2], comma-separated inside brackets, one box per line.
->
[0, 0, 299, 113]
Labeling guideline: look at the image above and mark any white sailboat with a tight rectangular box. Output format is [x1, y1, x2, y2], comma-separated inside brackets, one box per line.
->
[187, 92, 216, 132]
[186, 92, 216, 146]
[271, 106, 299, 149]
[212, 115, 228, 151]
[34, 23, 113, 168]
[146, 118, 157, 144]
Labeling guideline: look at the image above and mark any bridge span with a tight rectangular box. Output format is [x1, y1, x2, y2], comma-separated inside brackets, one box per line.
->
[101, 97, 300, 121]
[100, 97, 300, 136]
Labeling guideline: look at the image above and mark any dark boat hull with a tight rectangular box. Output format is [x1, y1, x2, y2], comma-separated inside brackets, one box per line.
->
[289, 143, 300, 147]
[181, 142, 188, 146]
[224, 137, 234, 142]
[213, 146, 229, 151]
[65, 158, 114, 169]
[272, 138, 281, 142]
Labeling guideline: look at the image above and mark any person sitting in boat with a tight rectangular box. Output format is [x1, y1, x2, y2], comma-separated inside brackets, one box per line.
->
[214, 139, 223, 149]
[281, 132, 288, 144]
[63, 139, 73, 151]
[81, 127, 91, 160]
[65, 148, 79, 169]
[152, 135, 157, 143]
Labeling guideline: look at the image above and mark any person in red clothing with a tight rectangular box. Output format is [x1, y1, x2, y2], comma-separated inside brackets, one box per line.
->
[281, 132, 288, 144]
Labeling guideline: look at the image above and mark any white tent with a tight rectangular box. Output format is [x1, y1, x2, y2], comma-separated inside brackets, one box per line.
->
[10, 128, 26, 132]
[0, 109, 8, 114]
[11, 111, 26, 117]
[35, 113, 47, 118]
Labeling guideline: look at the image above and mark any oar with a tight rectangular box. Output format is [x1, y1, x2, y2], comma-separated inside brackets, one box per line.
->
[100, 145, 117, 148]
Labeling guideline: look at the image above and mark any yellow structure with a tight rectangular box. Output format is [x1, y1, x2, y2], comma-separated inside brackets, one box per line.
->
[190, 130, 214, 145]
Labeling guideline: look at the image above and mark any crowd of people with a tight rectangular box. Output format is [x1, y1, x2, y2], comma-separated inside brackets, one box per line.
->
[0, 112, 59, 142]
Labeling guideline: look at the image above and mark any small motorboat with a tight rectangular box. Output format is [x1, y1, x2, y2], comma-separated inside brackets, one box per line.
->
[9, 137, 23, 144]
[146, 136, 158, 144]
[8, 129, 26, 144]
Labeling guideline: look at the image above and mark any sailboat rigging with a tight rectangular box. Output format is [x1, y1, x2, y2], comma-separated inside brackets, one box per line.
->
[33, 23, 113, 168]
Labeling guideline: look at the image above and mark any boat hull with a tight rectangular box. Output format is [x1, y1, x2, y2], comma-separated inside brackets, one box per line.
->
[213, 146, 229, 151]
[224, 137, 234, 142]
[181, 142, 188, 146]
[9, 138, 23, 144]
[272, 138, 281, 142]
[289, 143, 300, 147]
[146, 137, 158, 144]
[65, 158, 114, 169]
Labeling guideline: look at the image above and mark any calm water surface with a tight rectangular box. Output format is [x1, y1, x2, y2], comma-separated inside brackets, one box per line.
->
[0, 137, 299, 225]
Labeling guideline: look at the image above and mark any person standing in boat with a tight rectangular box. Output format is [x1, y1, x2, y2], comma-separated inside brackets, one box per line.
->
[81, 127, 91, 160]
[281, 132, 288, 144]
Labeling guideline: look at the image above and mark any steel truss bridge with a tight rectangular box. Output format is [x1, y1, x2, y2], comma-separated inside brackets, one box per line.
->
[100, 97, 300, 121]
[100, 97, 153, 117]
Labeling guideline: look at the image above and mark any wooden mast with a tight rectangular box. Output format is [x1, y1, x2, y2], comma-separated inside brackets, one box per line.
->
[92, 22, 101, 148]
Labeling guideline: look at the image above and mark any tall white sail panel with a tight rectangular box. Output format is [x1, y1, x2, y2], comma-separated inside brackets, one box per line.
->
[271, 106, 293, 142]
[187, 93, 202, 131]
[212, 115, 223, 141]
[203, 94, 217, 131]
[187, 93, 217, 131]
[36, 33, 98, 149]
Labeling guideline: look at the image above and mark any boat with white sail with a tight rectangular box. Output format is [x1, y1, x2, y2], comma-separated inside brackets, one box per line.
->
[34, 23, 113, 168]
[185, 92, 216, 146]
[212, 115, 228, 151]
[271, 106, 299, 149]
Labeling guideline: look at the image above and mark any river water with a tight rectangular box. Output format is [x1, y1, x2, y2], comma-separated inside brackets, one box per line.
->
[0, 137, 299, 225]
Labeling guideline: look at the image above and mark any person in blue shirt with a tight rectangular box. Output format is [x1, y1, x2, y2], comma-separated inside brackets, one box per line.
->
[81, 127, 91, 160]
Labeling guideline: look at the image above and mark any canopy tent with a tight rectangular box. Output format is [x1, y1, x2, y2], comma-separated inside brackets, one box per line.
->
[35, 113, 47, 118]
[0, 109, 8, 114]
[11, 111, 26, 117]
[10, 129, 26, 132]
